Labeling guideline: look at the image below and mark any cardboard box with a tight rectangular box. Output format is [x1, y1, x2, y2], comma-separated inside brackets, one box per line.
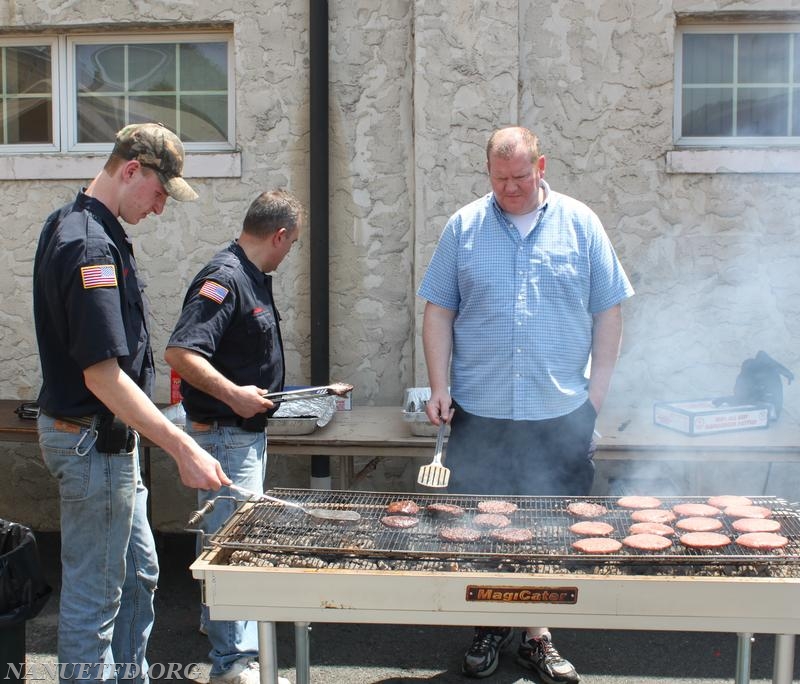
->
[653, 399, 770, 436]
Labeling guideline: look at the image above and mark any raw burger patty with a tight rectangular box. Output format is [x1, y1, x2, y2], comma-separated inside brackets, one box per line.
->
[732, 518, 781, 533]
[380, 515, 419, 529]
[622, 533, 673, 551]
[489, 527, 534, 543]
[426, 503, 465, 518]
[439, 526, 482, 543]
[571, 537, 622, 554]
[675, 516, 724, 532]
[570, 521, 614, 536]
[616, 495, 662, 509]
[679, 532, 731, 549]
[629, 522, 675, 537]
[477, 500, 518, 515]
[566, 502, 608, 518]
[724, 505, 772, 519]
[672, 503, 721, 518]
[631, 509, 677, 524]
[385, 499, 420, 515]
[735, 532, 789, 550]
[707, 495, 753, 508]
[473, 513, 511, 529]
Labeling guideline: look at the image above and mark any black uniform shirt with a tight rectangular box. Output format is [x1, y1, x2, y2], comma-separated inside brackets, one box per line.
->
[167, 241, 285, 423]
[33, 190, 154, 416]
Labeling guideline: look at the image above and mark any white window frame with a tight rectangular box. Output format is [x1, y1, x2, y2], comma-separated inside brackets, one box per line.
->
[0, 35, 60, 153]
[674, 22, 800, 148]
[0, 29, 240, 181]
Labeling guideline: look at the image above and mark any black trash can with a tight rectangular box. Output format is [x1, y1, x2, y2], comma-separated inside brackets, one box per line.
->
[0, 519, 52, 683]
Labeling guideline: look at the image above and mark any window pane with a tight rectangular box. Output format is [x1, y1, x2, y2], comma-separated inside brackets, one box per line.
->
[77, 44, 125, 93]
[180, 95, 227, 142]
[683, 87, 733, 136]
[7, 46, 51, 94]
[738, 34, 789, 84]
[7, 98, 52, 143]
[180, 43, 227, 90]
[129, 95, 177, 130]
[738, 87, 788, 135]
[78, 96, 125, 143]
[794, 88, 800, 135]
[128, 44, 175, 92]
[795, 34, 800, 84]
[683, 34, 733, 84]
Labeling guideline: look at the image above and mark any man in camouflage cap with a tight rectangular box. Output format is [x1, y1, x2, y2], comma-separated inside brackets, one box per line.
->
[112, 122, 198, 201]
[33, 122, 228, 683]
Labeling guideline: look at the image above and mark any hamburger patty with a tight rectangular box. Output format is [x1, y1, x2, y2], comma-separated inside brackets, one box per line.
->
[439, 526, 482, 543]
[489, 527, 534, 544]
[631, 509, 677, 524]
[622, 533, 673, 551]
[477, 500, 518, 515]
[735, 532, 788, 550]
[566, 502, 608, 518]
[472, 513, 511, 529]
[569, 520, 614, 537]
[628, 522, 675, 537]
[385, 500, 420, 515]
[380, 515, 419, 529]
[679, 532, 731, 549]
[571, 537, 622, 554]
[616, 495, 662, 509]
[675, 516, 724, 532]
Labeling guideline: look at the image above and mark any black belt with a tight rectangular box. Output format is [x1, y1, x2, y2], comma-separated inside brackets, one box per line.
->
[40, 410, 97, 428]
[42, 410, 135, 452]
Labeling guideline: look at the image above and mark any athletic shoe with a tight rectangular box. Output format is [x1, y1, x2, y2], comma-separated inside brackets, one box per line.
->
[516, 634, 580, 684]
[209, 657, 289, 684]
[462, 627, 513, 678]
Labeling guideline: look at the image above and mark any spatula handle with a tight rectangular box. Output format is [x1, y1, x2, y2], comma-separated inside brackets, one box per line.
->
[432, 421, 446, 465]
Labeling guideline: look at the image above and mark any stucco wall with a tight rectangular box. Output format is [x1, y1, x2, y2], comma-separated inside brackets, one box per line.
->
[2, 0, 799, 531]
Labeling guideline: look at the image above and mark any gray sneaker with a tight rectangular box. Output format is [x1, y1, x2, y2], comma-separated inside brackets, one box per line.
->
[462, 627, 513, 678]
[209, 658, 289, 684]
[516, 634, 580, 684]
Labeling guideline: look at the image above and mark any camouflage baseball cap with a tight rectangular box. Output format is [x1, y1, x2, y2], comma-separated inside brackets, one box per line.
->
[112, 122, 198, 201]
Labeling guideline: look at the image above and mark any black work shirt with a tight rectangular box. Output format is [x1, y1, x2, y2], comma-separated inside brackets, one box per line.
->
[167, 241, 285, 423]
[33, 190, 154, 416]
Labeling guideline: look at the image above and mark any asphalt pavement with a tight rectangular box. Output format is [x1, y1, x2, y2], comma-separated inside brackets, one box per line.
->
[21, 532, 800, 684]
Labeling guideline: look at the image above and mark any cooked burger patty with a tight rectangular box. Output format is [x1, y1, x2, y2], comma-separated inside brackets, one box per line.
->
[622, 533, 673, 551]
[385, 500, 420, 515]
[426, 503, 466, 518]
[566, 502, 608, 518]
[439, 526, 482, 543]
[477, 500, 518, 515]
[489, 527, 534, 544]
[380, 515, 419, 529]
[472, 513, 511, 529]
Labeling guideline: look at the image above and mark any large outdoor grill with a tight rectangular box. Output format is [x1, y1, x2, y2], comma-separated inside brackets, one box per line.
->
[191, 489, 800, 684]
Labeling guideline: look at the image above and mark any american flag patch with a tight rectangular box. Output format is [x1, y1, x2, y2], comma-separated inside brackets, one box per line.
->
[81, 264, 117, 289]
[199, 280, 229, 304]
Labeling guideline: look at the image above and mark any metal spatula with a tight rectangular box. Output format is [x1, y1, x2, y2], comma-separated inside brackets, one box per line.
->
[417, 421, 450, 488]
[263, 383, 353, 403]
[229, 485, 361, 524]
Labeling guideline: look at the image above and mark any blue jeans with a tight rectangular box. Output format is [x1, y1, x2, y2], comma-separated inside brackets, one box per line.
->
[37, 414, 158, 684]
[188, 423, 266, 676]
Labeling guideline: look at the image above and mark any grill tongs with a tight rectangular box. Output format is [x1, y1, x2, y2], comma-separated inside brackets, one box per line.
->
[262, 382, 353, 403]
[229, 484, 361, 524]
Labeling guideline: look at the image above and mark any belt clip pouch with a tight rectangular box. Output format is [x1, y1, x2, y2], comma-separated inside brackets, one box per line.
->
[96, 414, 130, 452]
[240, 415, 267, 432]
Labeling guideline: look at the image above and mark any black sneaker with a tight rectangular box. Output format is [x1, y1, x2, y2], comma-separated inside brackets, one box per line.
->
[516, 634, 580, 684]
[462, 627, 513, 678]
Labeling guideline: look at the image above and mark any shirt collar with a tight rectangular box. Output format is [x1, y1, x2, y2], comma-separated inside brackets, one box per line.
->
[75, 188, 131, 252]
[230, 240, 271, 283]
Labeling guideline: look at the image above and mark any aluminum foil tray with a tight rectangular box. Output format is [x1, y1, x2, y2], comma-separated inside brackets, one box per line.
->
[402, 387, 449, 436]
[268, 416, 318, 435]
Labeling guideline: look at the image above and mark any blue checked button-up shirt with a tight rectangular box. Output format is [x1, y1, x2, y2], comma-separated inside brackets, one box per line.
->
[418, 183, 634, 421]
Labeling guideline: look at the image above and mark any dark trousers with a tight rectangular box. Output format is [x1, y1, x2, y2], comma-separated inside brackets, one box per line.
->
[445, 400, 597, 497]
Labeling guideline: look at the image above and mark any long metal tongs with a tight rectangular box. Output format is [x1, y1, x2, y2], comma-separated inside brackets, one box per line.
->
[229, 484, 361, 524]
[417, 421, 450, 488]
[262, 382, 353, 403]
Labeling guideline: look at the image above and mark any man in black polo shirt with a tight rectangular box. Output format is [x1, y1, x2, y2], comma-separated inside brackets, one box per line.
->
[33, 122, 230, 684]
[165, 189, 303, 684]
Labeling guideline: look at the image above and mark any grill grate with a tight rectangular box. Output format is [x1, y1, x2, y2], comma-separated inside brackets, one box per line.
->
[206, 489, 800, 567]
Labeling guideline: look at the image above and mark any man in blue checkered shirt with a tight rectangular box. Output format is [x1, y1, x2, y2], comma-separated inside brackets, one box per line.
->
[418, 126, 634, 683]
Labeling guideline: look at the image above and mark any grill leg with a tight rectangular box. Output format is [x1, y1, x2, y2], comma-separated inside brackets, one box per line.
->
[735, 632, 754, 684]
[257, 621, 280, 684]
[294, 622, 311, 684]
[772, 634, 795, 684]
